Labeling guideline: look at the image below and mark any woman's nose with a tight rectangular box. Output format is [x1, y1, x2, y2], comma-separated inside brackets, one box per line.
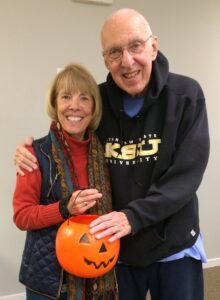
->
[68, 96, 80, 109]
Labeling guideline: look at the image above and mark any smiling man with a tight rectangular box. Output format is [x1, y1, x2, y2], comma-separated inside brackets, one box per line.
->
[91, 8, 210, 300]
[101, 10, 157, 96]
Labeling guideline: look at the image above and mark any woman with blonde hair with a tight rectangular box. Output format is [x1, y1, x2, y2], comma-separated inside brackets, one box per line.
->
[13, 63, 118, 300]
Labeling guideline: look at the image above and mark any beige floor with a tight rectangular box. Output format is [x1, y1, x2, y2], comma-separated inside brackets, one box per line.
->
[204, 267, 220, 300]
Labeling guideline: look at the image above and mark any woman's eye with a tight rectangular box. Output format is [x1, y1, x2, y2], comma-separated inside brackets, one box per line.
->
[80, 95, 90, 101]
[62, 95, 70, 100]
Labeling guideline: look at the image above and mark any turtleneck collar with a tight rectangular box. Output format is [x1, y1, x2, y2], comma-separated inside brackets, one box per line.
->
[61, 128, 91, 155]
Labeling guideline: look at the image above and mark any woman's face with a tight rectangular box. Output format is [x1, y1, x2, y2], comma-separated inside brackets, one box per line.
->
[56, 89, 94, 140]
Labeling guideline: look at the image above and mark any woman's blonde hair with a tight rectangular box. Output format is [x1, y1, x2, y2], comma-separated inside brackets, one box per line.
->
[46, 63, 102, 130]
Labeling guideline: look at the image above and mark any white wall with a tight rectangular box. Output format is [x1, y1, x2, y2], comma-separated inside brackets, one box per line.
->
[0, 0, 219, 297]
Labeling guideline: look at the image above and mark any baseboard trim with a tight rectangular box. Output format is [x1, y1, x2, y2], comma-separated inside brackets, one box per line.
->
[203, 257, 220, 269]
[0, 293, 25, 300]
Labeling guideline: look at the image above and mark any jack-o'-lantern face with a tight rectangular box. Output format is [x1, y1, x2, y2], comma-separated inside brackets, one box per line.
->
[56, 215, 120, 278]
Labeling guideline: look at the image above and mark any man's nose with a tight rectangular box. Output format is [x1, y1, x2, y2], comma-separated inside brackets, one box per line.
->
[121, 49, 135, 67]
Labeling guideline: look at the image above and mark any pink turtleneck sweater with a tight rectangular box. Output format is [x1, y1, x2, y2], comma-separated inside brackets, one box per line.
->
[13, 131, 90, 231]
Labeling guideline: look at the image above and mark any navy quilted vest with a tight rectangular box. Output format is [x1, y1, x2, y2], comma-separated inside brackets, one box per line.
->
[19, 134, 64, 299]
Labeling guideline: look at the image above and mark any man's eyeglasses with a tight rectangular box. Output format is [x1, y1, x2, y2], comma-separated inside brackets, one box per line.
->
[103, 34, 153, 62]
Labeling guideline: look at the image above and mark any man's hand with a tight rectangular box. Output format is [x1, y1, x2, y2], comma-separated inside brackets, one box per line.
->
[13, 137, 38, 175]
[89, 211, 131, 242]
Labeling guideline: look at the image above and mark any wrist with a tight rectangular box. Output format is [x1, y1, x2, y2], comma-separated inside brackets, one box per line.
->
[59, 195, 71, 219]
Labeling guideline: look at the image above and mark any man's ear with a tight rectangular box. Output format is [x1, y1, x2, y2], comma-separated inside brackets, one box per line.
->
[151, 35, 158, 61]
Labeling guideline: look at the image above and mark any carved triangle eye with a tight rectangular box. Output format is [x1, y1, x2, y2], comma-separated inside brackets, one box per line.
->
[99, 242, 107, 253]
[79, 233, 90, 244]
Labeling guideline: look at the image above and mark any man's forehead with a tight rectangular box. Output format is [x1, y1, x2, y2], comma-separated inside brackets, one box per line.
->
[102, 17, 147, 44]
[103, 31, 147, 50]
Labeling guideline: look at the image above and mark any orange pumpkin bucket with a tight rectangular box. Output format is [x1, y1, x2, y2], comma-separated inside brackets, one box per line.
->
[56, 214, 120, 278]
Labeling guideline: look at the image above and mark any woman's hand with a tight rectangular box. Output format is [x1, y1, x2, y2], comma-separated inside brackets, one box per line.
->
[67, 189, 102, 215]
[13, 137, 38, 175]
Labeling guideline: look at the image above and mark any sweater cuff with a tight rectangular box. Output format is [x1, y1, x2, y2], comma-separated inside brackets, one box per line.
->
[59, 195, 71, 219]
[121, 209, 138, 235]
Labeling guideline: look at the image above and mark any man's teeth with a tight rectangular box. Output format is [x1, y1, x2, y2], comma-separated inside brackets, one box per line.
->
[67, 116, 82, 121]
[124, 71, 139, 79]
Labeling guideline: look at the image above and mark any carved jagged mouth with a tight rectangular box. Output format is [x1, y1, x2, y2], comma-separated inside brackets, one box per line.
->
[84, 256, 115, 269]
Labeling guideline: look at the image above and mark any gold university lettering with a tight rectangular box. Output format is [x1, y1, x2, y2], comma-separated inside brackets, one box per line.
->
[105, 139, 161, 160]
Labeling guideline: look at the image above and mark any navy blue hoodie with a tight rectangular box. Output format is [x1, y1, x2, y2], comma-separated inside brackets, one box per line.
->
[96, 51, 210, 266]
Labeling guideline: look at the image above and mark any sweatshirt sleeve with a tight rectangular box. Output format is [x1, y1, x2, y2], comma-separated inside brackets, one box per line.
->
[123, 89, 210, 234]
[13, 146, 64, 231]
